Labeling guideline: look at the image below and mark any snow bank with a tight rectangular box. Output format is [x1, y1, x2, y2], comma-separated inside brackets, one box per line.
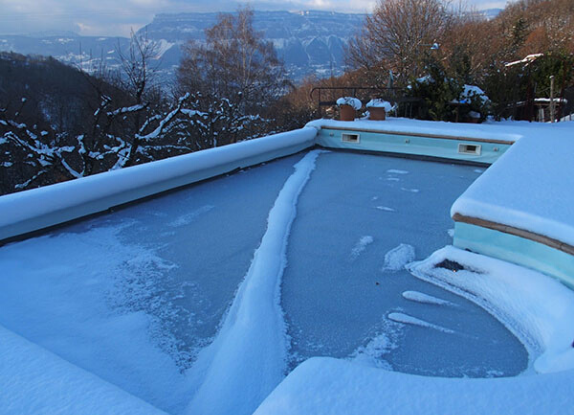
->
[253, 356, 574, 415]
[408, 246, 574, 373]
[0, 325, 166, 415]
[0, 128, 317, 242]
[184, 151, 323, 415]
[451, 129, 574, 247]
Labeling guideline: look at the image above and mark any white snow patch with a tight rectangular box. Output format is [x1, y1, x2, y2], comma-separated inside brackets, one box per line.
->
[388, 312, 455, 334]
[447, 228, 455, 237]
[254, 356, 574, 415]
[0, 325, 167, 415]
[167, 205, 214, 227]
[402, 291, 456, 307]
[387, 169, 409, 174]
[351, 236, 374, 260]
[376, 206, 395, 212]
[350, 334, 396, 370]
[381, 244, 415, 272]
[184, 150, 323, 415]
[401, 187, 420, 193]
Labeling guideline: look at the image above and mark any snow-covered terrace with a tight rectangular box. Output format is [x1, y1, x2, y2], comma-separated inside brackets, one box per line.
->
[1, 118, 573, 415]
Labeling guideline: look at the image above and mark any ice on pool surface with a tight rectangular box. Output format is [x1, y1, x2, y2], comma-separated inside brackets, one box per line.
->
[282, 152, 528, 378]
[0, 150, 529, 415]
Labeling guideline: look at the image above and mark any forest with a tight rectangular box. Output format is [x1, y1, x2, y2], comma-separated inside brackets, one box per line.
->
[1, 0, 573, 195]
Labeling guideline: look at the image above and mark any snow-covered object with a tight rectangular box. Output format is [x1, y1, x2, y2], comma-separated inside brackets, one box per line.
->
[451, 133, 574, 247]
[0, 325, 167, 415]
[184, 151, 322, 415]
[0, 128, 316, 241]
[366, 99, 393, 112]
[336, 97, 362, 110]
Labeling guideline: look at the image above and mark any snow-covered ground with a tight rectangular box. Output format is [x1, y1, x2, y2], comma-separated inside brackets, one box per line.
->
[1, 126, 573, 415]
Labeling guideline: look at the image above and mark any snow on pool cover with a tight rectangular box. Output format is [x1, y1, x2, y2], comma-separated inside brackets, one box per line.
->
[0, 150, 538, 414]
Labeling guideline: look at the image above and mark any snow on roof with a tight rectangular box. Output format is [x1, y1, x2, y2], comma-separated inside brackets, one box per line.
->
[451, 122, 574, 247]
[505, 53, 544, 67]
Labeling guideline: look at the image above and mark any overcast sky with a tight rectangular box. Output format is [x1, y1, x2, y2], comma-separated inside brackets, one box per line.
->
[0, 0, 510, 37]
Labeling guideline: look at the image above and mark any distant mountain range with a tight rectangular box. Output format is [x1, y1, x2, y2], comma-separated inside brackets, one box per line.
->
[0, 9, 502, 84]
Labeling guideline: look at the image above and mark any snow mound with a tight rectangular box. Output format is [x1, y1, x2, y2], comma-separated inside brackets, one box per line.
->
[402, 291, 456, 307]
[184, 150, 323, 415]
[381, 244, 415, 272]
[388, 312, 454, 334]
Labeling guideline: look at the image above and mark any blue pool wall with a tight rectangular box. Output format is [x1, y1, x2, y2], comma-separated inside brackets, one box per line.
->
[454, 222, 574, 289]
[315, 127, 512, 165]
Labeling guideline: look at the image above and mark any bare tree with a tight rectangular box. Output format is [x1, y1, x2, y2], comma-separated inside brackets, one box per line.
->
[177, 6, 288, 113]
[347, 0, 452, 85]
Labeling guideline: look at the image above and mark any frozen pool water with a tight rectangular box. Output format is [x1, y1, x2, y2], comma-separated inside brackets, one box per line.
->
[282, 152, 528, 377]
[0, 150, 529, 414]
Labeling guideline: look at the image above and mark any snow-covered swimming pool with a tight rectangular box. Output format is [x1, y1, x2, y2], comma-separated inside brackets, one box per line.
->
[0, 151, 529, 414]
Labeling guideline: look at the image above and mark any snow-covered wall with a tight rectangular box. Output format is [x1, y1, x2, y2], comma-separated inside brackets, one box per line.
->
[451, 124, 574, 287]
[452, 134, 574, 247]
[0, 128, 317, 243]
